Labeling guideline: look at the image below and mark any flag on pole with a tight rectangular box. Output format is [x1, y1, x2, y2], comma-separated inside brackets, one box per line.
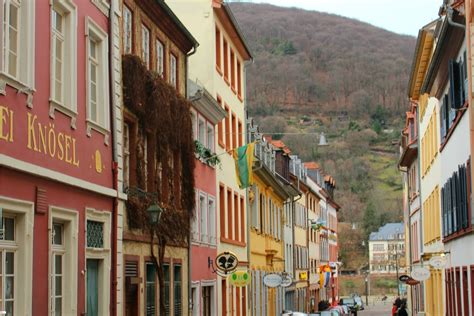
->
[233, 142, 256, 189]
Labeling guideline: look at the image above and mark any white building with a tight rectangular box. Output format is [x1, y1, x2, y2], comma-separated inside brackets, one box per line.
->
[369, 223, 405, 274]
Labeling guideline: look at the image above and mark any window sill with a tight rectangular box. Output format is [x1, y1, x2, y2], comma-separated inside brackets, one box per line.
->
[443, 226, 473, 243]
[86, 120, 110, 145]
[0, 73, 35, 108]
[216, 65, 223, 76]
[91, 0, 110, 16]
[49, 100, 78, 129]
[220, 236, 246, 247]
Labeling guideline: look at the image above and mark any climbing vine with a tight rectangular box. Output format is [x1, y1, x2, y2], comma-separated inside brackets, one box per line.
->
[122, 54, 196, 315]
[194, 140, 221, 167]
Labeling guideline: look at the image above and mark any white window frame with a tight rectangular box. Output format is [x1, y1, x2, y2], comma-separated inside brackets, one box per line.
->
[85, 208, 111, 316]
[122, 4, 132, 54]
[199, 193, 208, 243]
[85, 17, 110, 137]
[0, 196, 34, 316]
[191, 191, 199, 242]
[141, 24, 150, 69]
[49, 0, 77, 125]
[207, 123, 215, 153]
[208, 196, 216, 245]
[191, 109, 197, 141]
[170, 53, 177, 88]
[0, 0, 35, 99]
[49, 206, 79, 316]
[90, 0, 110, 17]
[198, 116, 206, 147]
[155, 38, 164, 77]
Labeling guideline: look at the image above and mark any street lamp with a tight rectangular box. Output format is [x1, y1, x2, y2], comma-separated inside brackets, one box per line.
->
[364, 274, 369, 306]
[147, 203, 163, 226]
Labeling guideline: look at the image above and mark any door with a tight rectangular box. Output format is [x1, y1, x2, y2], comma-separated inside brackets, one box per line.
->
[87, 259, 99, 316]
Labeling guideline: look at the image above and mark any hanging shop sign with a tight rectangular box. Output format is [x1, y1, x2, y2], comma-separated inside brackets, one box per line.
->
[429, 256, 447, 269]
[215, 252, 239, 274]
[399, 274, 410, 282]
[281, 274, 293, 288]
[405, 277, 420, 286]
[299, 271, 308, 281]
[263, 273, 283, 288]
[411, 267, 430, 281]
[229, 270, 251, 287]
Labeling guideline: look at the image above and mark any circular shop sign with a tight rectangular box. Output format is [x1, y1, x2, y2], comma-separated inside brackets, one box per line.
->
[263, 273, 283, 288]
[429, 256, 447, 269]
[399, 274, 410, 282]
[281, 274, 293, 288]
[229, 270, 251, 287]
[411, 267, 431, 281]
[215, 252, 239, 274]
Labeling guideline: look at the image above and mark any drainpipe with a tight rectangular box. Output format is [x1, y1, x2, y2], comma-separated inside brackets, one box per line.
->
[108, 1, 119, 314]
[445, 6, 466, 29]
[185, 44, 198, 316]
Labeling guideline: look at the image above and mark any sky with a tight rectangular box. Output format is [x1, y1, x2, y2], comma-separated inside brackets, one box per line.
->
[248, 0, 441, 36]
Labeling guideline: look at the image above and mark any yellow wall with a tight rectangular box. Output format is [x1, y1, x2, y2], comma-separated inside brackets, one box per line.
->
[425, 269, 444, 316]
[423, 186, 441, 245]
[421, 107, 439, 176]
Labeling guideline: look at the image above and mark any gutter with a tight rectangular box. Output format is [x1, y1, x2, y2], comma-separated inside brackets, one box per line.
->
[108, 1, 119, 314]
[185, 43, 198, 316]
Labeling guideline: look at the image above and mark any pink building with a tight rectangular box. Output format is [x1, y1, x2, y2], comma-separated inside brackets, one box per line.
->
[189, 80, 226, 315]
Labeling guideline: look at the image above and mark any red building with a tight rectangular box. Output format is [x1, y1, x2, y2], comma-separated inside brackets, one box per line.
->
[0, 1, 118, 315]
[189, 81, 226, 315]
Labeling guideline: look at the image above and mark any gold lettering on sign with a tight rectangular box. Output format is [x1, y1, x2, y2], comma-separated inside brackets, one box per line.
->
[26, 113, 80, 167]
[0, 105, 14, 143]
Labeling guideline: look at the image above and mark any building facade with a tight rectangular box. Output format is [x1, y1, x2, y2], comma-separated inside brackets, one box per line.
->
[369, 223, 405, 274]
[0, 1, 119, 315]
[118, 1, 198, 315]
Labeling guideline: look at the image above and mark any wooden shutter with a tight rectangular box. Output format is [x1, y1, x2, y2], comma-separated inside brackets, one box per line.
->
[449, 59, 462, 109]
[440, 97, 447, 141]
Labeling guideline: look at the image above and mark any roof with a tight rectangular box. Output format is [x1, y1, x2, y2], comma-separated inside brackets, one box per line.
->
[213, 1, 253, 60]
[271, 140, 291, 154]
[369, 223, 405, 241]
[304, 162, 321, 170]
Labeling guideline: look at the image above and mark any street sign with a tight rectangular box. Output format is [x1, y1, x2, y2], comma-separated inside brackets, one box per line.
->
[280, 274, 293, 288]
[215, 252, 239, 274]
[429, 256, 447, 269]
[263, 273, 283, 288]
[229, 271, 250, 287]
[411, 267, 430, 281]
[399, 274, 410, 282]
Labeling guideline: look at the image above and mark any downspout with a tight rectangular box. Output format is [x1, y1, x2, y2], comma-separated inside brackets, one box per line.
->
[108, 1, 119, 315]
[445, 6, 466, 29]
[185, 44, 198, 316]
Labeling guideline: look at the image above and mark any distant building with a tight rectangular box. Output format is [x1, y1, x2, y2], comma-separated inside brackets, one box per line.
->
[369, 223, 406, 274]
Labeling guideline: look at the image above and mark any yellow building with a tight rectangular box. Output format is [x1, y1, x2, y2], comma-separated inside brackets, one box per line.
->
[248, 139, 290, 316]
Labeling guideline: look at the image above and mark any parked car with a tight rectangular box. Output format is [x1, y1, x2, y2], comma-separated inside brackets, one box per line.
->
[338, 297, 359, 315]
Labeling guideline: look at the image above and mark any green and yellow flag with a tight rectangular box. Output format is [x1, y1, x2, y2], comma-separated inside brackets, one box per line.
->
[233, 142, 256, 189]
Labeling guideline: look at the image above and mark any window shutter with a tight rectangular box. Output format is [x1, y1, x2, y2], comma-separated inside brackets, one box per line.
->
[440, 98, 447, 141]
[461, 164, 468, 229]
[449, 59, 462, 109]
[442, 187, 446, 238]
[463, 51, 468, 102]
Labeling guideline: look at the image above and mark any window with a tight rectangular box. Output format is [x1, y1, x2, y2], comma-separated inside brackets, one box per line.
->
[0, 216, 15, 315]
[164, 263, 170, 315]
[227, 189, 233, 240]
[202, 286, 212, 316]
[230, 49, 235, 90]
[141, 24, 150, 68]
[251, 185, 259, 229]
[191, 110, 197, 141]
[207, 123, 214, 153]
[50, 0, 77, 115]
[0, 0, 35, 91]
[198, 116, 206, 147]
[191, 191, 199, 241]
[234, 193, 239, 241]
[170, 53, 177, 88]
[225, 105, 230, 151]
[123, 123, 130, 189]
[86, 18, 109, 131]
[122, 5, 132, 54]
[223, 39, 228, 81]
[208, 197, 216, 245]
[145, 263, 156, 316]
[238, 120, 243, 147]
[155, 39, 164, 77]
[199, 194, 207, 242]
[51, 223, 64, 315]
[173, 264, 182, 315]
[219, 184, 226, 239]
[240, 196, 245, 243]
[217, 95, 224, 148]
[231, 112, 236, 149]
[215, 26, 221, 72]
[237, 60, 242, 98]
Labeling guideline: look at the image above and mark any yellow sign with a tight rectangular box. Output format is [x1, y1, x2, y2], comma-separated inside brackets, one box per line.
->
[0, 105, 13, 143]
[229, 270, 251, 287]
[299, 272, 308, 280]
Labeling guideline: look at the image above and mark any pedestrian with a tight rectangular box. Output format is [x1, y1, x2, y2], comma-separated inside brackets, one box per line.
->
[392, 297, 402, 316]
[397, 301, 408, 316]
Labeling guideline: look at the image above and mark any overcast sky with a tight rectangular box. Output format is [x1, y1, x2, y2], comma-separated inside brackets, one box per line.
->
[249, 0, 441, 36]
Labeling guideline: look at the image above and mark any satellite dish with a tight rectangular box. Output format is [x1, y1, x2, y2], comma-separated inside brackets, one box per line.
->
[319, 132, 328, 146]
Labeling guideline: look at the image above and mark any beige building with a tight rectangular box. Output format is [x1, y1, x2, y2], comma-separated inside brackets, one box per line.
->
[167, 0, 253, 314]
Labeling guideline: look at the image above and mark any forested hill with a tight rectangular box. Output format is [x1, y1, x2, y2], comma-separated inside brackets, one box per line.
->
[230, 3, 416, 118]
[231, 3, 417, 270]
